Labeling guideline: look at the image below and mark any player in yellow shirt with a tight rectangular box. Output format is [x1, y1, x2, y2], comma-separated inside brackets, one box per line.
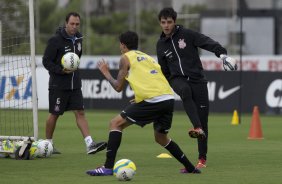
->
[86, 31, 200, 176]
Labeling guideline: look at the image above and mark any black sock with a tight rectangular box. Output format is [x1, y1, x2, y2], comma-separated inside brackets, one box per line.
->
[164, 140, 195, 172]
[104, 130, 122, 169]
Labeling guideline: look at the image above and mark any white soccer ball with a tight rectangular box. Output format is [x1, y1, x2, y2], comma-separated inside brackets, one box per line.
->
[61, 52, 80, 71]
[113, 159, 136, 181]
[30, 140, 53, 158]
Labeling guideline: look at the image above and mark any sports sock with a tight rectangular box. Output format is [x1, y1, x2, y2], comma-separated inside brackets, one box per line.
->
[104, 130, 122, 169]
[84, 136, 93, 147]
[164, 140, 195, 172]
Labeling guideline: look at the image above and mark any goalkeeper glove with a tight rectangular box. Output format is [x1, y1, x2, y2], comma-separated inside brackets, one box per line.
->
[220, 54, 238, 71]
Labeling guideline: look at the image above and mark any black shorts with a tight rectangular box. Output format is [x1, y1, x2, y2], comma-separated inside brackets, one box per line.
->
[49, 89, 84, 115]
[120, 99, 174, 134]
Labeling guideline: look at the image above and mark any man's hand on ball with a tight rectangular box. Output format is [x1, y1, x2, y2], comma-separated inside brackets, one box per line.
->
[63, 68, 73, 74]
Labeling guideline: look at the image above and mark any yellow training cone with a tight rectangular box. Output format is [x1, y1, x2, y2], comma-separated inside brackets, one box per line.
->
[231, 110, 239, 125]
[156, 153, 172, 158]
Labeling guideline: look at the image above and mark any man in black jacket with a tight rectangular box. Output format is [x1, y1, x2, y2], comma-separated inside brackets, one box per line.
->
[156, 7, 237, 169]
[42, 12, 107, 154]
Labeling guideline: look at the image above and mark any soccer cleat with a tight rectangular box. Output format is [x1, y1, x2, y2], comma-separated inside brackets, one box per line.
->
[86, 166, 113, 176]
[87, 141, 107, 154]
[180, 168, 201, 174]
[188, 128, 206, 139]
[196, 158, 207, 169]
[52, 146, 61, 154]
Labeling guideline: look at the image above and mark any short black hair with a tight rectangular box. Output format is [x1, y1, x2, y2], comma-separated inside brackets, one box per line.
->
[158, 7, 177, 21]
[65, 12, 80, 23]
[119, 31, 138, 50]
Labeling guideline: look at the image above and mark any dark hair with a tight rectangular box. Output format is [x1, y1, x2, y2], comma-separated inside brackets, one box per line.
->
[158, 7, 177, 21]
[119, 31, 138, 50]
[65, 12, 81, 23]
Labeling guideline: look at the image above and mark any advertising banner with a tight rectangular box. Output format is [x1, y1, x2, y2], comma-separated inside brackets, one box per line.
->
[1, 68, 281, 114]
[80, 70, 282, 114]
[205, 71, 282, 114]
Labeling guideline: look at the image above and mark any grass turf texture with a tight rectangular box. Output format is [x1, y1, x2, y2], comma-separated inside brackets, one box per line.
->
[0, 110, 281, 184]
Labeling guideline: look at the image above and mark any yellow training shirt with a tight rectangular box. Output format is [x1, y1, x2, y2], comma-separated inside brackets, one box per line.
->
[124, 50, 173, 103]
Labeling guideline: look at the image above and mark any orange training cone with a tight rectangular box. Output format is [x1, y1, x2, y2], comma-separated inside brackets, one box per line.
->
[248, 106, 263, 139]
[231, 110, 239, 125]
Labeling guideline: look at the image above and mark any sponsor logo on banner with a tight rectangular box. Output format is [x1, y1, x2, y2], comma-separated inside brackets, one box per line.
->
[81, 79, 122, 99]
[218, 85, 241, 100]
[81, 79, 135, 99]
[266, 79, 282, 108]
[207, 82, 241, 101]
[0, 75, 32, 100]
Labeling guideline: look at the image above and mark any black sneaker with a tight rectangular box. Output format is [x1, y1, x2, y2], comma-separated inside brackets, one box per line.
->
[87, 142, 107, 154]
[180, 168, 201, 174]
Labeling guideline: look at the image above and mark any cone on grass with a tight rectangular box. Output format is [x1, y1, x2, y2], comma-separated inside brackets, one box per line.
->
[231, 110, 239, 125]
[156, 153, 172, 158]
[248, 106, 264, 139]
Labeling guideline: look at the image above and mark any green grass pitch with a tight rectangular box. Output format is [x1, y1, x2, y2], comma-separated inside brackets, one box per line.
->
[1, 110, 281, 184]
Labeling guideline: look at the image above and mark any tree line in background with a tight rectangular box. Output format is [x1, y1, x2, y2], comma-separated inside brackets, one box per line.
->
[1, 0, 206, 55]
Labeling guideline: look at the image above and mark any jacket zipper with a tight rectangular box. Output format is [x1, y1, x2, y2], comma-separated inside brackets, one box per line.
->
[66, 36, 82, 90]
[72, 39, 76, 90]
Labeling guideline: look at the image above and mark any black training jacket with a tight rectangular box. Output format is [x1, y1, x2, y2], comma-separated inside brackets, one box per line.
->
[156, 25, 227, 83]
[42, 27, 83, 90]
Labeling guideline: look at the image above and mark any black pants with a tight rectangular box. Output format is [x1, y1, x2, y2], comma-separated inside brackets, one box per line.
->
[169, 77, 209, 159]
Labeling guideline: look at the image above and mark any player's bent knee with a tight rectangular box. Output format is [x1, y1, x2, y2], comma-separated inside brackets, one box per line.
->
[109, 117, 126, 130]
[74, 110, 85, 118]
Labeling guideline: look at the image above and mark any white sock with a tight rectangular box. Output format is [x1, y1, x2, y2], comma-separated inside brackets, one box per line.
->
[84, 136, 93, 147]
[47, 139, 53, 144]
